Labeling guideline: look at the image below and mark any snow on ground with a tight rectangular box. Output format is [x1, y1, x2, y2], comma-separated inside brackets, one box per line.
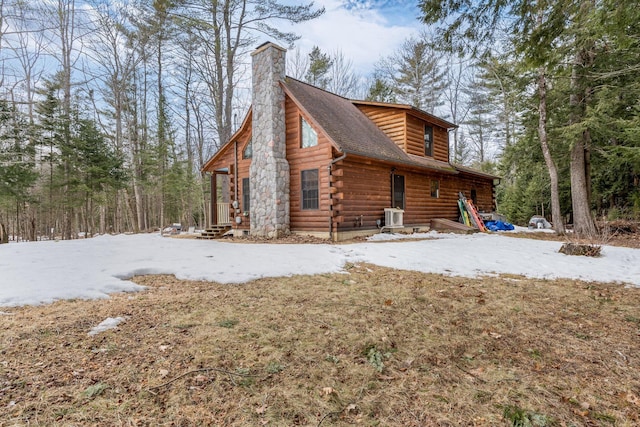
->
[1, 231, 639, 308]
[88, 317, 127, 336]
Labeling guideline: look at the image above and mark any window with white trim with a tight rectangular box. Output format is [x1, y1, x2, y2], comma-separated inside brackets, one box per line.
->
[424, 125, 433, 157]
[301, 169, 319, 210]
[301, 117, 318, 148]
[243, 139, 252, 159]
[430, 179, 439, 198]
[242, 178, 250, 212]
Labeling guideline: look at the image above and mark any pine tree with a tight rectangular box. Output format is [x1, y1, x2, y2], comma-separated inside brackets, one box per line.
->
[0, 100, 38, 241]
[374, 33, 446, 113]
[305, 46, 333, 89]
[464, 76, 496, 164]
[419, 0, 591, 233]
[366, 77, 396, 103]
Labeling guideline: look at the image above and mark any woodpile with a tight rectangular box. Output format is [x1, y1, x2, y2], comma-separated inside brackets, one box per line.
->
[559, 242, 602, 257]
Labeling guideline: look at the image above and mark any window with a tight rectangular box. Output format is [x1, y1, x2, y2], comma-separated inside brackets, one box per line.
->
[301, 117, 318, 148]
[471, 188, 477, 205]
[392, 174, 405, 209]
[430, 180, 439, 198]
[301, 169, 319, 210]
[243, 139, 252, 159]
[242, 178, 250, 212]
[424, 125, 433, 157]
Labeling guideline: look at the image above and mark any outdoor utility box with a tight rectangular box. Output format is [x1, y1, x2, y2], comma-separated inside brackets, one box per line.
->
[384, 208, 404, 228]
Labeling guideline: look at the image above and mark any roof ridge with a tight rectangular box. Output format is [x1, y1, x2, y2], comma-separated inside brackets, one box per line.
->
[284, 76, 352, 101]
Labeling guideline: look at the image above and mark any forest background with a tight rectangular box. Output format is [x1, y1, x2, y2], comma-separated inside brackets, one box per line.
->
[0, 0, 638, 241]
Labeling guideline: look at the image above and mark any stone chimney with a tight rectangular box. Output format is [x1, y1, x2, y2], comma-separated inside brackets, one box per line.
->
[249, 42, 290, 238]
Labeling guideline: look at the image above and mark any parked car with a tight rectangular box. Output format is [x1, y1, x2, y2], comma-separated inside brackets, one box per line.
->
[162, 223, 182, 236]
[528, 215, 552, 229]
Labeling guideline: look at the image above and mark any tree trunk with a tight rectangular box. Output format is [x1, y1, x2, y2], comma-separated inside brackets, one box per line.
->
[570, 130, 596, 236]
[0, 223, 7, 244]
[569, 49, 597, 236]
[537, 67, 565, 234]
[99, 204, 106, 234]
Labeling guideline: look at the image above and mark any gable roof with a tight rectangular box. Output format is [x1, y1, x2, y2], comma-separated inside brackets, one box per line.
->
[281, 78, 456, 173]
[282, 78, 409, 163]
[351, 100, 457, 130]
[201, 109, 253, 172]
[202, 77, 497, 178]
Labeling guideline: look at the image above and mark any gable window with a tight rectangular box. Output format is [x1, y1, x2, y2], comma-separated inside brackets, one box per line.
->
[430, 179, 440, 198]
[242, 178, 250, 212]
[392, 174, 405, 209]
[424, 125, 433, 157]
[301, 117, 318, 148]
[243, 139, 252, 159]
[301, 169, 319, 210]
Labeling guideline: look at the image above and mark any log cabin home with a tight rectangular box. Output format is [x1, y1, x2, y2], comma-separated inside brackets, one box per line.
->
[201, 42, 499, 241]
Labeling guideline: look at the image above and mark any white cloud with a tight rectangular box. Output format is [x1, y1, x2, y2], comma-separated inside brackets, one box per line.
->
[284, 0, 422, 74]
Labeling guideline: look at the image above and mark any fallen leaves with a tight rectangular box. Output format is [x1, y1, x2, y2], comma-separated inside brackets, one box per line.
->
[193, 374, 208, 383]
[481, 329, 502, 339]
[321, 387, 334, 396]
[623, 391, 640, 407]
[3, 267, 640, 426]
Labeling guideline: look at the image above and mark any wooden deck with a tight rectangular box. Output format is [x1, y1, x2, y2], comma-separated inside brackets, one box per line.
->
[430, 218, 477, 233]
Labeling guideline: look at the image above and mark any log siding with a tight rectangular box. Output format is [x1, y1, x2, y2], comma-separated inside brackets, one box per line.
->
[406, 113, 449, 162]
[356, 105, 407, 151]
[203, 84, 496, 239]
[285, 97, 332, 232]
[332, 157, 494, 231]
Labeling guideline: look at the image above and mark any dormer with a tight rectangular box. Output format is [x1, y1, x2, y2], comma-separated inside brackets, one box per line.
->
[352, 101, 455, 163]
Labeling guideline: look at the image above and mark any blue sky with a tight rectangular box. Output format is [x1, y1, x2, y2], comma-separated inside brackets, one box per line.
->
[286, 0, 424, 74]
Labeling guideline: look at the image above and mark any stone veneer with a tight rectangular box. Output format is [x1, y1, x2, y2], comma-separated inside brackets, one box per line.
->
[249, 43, 290, 238]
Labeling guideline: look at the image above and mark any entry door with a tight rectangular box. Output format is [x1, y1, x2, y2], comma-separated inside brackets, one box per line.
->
[212, 173, 231, 225]
[392, 174, 405, 209]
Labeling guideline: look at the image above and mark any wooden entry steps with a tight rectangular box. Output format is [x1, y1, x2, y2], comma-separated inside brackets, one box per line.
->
[197, 225, 232, 239]
[430, 218, 477, 234]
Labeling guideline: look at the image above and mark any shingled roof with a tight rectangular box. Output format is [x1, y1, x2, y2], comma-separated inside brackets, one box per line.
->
[281, 77, 457, 174]
[204, 77, 495, 177]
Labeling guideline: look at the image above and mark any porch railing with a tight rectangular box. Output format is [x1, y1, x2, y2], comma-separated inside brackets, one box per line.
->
[216, 203, 231, 225]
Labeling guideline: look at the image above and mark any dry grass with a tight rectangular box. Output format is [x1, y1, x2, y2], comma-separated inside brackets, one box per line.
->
[502, 221, 640, 250]
[1, 265, 640, 426]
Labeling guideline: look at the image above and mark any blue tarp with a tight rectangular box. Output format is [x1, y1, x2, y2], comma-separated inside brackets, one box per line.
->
[484, 220, 515, 231]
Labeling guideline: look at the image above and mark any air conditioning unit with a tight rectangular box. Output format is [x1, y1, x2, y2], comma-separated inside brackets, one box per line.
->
[384, 208, 404, 228]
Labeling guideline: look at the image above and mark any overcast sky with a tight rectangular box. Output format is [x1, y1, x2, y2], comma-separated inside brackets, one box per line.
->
[283, 0, 424, 74]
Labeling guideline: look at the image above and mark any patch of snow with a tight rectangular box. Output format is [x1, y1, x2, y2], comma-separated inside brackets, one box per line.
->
[88, 317, 127, 336]
[0, 232, 639, 307]
[367, 230, 446, 241]
[508, 225, 556, 234]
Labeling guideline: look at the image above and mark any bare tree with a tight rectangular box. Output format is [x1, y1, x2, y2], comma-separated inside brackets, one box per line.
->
[326, 49, 359, 98]
[32, 0, 97, 238]
[5, 0, 45, 131]
[180, 0, 324, 147]
[287, 45, 308, 80]
[84, 2, 149, 232]
[442, 56, 472, 163]
[537, 66, 565, 234]
[0, 0, 7, 90]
